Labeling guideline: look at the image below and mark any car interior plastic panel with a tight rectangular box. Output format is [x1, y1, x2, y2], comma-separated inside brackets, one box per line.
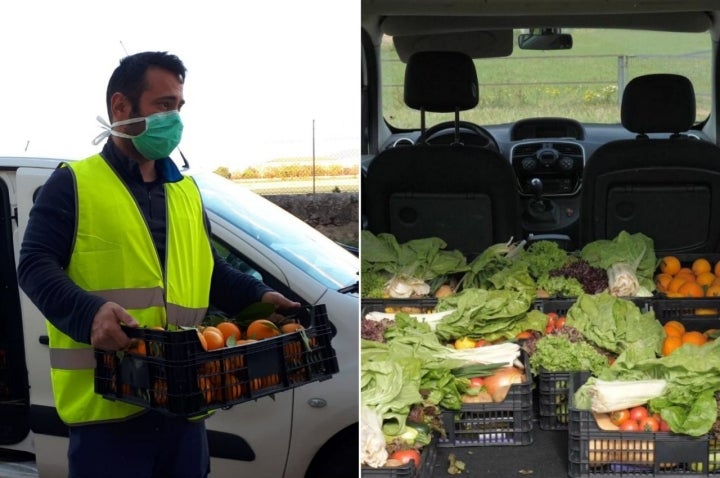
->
[364, 50, 521, 257]
[580, 73, 720, 254]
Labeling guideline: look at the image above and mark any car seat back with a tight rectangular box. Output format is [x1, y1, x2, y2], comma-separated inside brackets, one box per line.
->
[363, 51, 520, 257]
[580, 73, 720, 254]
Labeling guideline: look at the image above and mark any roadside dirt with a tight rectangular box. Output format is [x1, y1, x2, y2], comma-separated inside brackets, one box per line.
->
[265, 192, 359, 247]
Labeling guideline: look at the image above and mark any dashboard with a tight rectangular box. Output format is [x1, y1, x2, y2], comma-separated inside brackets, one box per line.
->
[365, 117, 712, 246]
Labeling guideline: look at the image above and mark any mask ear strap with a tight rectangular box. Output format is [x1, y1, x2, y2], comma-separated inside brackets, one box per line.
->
[91, 115, 143, 145]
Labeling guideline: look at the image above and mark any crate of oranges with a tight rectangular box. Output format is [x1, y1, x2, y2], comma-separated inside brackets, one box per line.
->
[94, 304, 338, 417]
[652, 254, 720, 330]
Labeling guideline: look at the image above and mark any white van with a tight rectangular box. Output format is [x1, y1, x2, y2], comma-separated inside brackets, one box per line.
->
[0, 156, 359, 477]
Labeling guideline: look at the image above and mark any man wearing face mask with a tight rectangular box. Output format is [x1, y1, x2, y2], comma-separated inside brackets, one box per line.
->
[18, 51, 300, 478]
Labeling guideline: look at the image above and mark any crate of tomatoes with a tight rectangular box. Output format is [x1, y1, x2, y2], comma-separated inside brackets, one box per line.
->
[95, 304, 338, 417]
[567, 372, 719, 477]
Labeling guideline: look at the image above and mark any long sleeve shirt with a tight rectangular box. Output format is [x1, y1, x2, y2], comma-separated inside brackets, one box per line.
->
[18, 141, 273, 344]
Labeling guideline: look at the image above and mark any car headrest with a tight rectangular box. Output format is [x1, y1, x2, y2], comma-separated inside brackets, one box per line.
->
[404, 51, 479, 113]
[621, 73, 695, 134]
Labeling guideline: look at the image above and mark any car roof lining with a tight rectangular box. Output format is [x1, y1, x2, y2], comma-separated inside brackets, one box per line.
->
[364, 0, 720, 17]
[380, 12, 715, 36]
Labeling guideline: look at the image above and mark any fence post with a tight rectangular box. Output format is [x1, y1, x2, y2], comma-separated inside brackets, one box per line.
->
[617, 55, 629, 108]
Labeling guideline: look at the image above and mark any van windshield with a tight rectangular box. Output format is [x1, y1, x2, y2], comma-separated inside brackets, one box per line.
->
[191, 172, 358, 291]
[381, 29, 710, 129]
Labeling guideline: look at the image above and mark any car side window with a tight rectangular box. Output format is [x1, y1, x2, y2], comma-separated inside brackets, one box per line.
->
[212, 238, 263, 281]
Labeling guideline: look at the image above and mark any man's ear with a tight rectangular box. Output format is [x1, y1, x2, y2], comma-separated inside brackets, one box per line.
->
[110, 92, 131, 122]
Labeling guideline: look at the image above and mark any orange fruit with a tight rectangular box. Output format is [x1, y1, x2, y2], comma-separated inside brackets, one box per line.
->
[667, 276, 688, 293]
[714, 261, 720, 277]
[223, 374, 245, 401]
[663, 320, 685, 337]
[695, 308, 718, 316]
[280, 322, 305, 334]
[654, 273, 673, 292]
[197, 331, 208, 351]
[660, 256, 681, 276]
[662, 335, 683, 356]
[706, 284, 720, 297]
[202, 327, 226, 350]
[682, 330, 708, 346]
[246, 319, 281, 340]
[216, 321, 242, 341]
[127, 338, 147, 355]
[696, 271, 716, 287]
[678, 281, 705, 298]
[692, 258, 712, 276]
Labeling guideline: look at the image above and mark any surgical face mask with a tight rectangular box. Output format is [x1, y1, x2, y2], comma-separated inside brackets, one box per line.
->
[92, 111, 183, 160]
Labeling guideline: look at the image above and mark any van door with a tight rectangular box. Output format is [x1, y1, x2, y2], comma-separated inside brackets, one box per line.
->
[14, 166, 70, 476]
[0, 171, 31, 448]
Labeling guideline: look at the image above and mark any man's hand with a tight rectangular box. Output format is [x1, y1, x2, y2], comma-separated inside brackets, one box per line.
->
[90, 302, 139, 351]
[261, 291, 301, 310]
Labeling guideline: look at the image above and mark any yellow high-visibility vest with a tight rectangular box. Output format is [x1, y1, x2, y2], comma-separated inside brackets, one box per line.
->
[47, 154, 213, 425]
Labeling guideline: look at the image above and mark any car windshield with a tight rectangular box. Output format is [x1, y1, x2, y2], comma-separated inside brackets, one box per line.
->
[191, 172, 358, 291]
[382, 29, 710, 129]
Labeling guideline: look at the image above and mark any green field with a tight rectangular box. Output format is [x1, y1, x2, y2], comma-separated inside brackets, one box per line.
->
[382, 29, 711, 126]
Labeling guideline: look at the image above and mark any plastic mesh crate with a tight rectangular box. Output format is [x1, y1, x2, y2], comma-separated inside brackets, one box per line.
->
[95, 305, 338, 417]
[534, 298, 652, 315]
[361, 298, 439, 315]
[567, 372, 719, 477]
[538, 369, 576, 431]
[361, 436, 437, 478]
[650, 298, 720, 329]
[438, 352, 533, 447]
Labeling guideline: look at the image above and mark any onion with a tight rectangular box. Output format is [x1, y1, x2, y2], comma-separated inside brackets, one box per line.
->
[483, 366, 524, 402]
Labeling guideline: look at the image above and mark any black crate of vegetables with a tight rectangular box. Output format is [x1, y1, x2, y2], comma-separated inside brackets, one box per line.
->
[437, 352, 533, 448]
[361, 436, 437, 478]
[567, 372, 718, 478]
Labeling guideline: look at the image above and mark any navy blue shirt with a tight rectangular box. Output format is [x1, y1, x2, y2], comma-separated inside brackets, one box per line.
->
[18, 141, 272, 344]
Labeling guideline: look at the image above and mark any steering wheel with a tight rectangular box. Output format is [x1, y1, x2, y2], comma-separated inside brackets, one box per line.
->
[416, 120, 500, 152]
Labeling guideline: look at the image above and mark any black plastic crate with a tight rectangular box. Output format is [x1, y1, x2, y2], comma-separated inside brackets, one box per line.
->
[95, 305, 338, 417]
[534, 298, 652, 315]
[361, 436, 437, 478]
[438, 352, 533, 447]
[361, 298, 439, 315]
[538, 369, 577, 431]
[650, 298, 720, 330]
[567, 372, 719, 477]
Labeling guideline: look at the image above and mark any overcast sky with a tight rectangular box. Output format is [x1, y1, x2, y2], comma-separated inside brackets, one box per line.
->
[0, 0, 359, 171]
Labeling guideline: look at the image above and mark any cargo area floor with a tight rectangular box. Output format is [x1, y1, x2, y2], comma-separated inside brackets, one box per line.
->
[430, 422, 569, 477]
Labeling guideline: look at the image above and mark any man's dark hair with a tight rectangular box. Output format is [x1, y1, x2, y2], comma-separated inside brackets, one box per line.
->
[105, 51, 186, 119]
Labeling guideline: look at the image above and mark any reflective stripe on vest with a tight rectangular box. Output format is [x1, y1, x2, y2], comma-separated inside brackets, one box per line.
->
[47, 155, 213, 425]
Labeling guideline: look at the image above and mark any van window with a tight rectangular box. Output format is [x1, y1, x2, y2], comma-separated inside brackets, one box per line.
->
[381, 29, 710, 129]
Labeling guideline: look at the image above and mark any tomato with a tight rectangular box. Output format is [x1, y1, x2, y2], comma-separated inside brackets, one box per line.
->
[659, 418, 671, 432]
[639, 416, 660, 432]
[619, 420, 640, 432]
[469, 377, 485, 388]
[610, 409, 630, 426]
[629, 405, 649, 423]
[545, 313, 557, 334]
[474, 339, 488, 347]
[389, 449, 422, 469]
[555, 316, 566, 329]
[515, 330, 533, 340]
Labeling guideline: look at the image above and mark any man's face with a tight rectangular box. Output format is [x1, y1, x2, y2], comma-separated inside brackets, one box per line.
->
[125, 67, 185, 136]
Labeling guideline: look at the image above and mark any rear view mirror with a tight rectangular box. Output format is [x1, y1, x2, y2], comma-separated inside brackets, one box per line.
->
[518, 28, 573, 50]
